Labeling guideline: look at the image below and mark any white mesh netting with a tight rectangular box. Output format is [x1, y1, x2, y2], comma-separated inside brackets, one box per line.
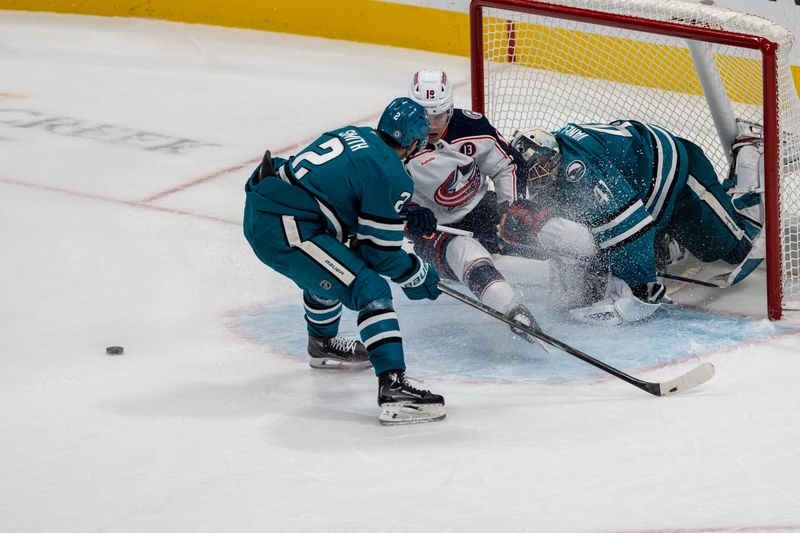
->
[476, 0, 800, 313]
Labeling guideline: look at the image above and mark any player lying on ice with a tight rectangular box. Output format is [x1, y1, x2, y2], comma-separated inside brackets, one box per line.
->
[402, 68, 542, 341]
[243, 97, 446, 425]
[496, 119, 765, 325]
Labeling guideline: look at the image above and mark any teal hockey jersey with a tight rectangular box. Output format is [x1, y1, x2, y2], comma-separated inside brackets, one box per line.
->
[245, 126, 416, 281]
[546, 120, 690, 288]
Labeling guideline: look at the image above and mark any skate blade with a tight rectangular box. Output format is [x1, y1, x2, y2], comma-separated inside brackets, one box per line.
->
[378, 403, 446, 426]
[308, 358, 372, 371]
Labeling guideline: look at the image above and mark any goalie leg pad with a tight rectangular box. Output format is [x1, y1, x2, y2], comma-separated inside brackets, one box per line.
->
[549, 255, 609, 310]
[569, 276, 662, 326]
[536, 217, 597, 260]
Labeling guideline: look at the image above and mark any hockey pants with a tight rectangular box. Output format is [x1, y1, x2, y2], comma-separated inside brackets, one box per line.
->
[243, 211, 406, 375]
[667, 139, 754, 265]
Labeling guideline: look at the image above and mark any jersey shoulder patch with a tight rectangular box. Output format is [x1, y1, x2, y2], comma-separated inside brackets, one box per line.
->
[446, 109, 495, 141]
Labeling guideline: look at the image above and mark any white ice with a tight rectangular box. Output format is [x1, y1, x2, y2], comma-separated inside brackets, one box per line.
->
[2, 11, 800, 533]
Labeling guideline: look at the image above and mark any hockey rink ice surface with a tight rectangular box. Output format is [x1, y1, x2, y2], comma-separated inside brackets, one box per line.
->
[3, 11, 800, 533]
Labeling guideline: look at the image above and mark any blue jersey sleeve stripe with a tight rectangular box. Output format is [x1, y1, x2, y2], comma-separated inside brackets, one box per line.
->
[590, 196, 639, 228]
[357, 215, 404, 231]
[591, 200, 650, 235]
[596, 215, 653, 250]
[354, 238, 403, 252]
[355, 232, 403, 247]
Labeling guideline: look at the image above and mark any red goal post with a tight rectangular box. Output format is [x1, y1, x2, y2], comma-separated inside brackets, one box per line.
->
[469, 0, 800, 319]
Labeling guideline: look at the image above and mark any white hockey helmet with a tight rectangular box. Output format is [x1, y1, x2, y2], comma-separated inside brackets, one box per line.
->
[511, 128, 562, 186]
[408, 69, 454, 119]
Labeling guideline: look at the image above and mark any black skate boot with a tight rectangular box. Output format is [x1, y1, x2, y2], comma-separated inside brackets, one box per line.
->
[507, 304, 541, 343]
[377, 370, 446, 426]
[307, 335, 371, 370]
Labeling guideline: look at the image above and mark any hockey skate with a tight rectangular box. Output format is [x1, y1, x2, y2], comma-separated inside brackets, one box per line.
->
[307, 335, 371, 370]
[377, 371, 446, 426]
[507, 303, 541, 343]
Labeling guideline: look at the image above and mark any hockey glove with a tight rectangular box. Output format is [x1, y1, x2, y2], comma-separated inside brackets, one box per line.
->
[394, 255, 441, 300]
[401, 204, 438, 237]
[498, 199, 552, 245]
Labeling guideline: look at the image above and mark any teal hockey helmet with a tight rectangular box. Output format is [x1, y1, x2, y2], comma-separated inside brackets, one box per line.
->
[377, 97, 430, 153]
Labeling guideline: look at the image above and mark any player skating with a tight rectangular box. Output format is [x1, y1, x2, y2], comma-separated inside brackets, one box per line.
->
[243, 97, 445, 425]
[402, 68, 541, 340]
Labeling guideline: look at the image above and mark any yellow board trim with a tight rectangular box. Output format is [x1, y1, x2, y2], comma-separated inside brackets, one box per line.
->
[1, 0, 472, 56]
[3, 0, 799, 98]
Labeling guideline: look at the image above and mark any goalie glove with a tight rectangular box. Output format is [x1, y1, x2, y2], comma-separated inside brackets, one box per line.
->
[497, 199, 553, 245]
[394, 255, 441, 301]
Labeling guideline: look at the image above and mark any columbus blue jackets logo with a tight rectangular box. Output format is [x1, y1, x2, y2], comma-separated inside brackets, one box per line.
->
[434, 160, 482, 208]
[462, 110, 483, 119]
[566, 160, 586, 182]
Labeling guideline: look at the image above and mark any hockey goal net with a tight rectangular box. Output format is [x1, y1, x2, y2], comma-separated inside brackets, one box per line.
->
[470, 0, 800, 319]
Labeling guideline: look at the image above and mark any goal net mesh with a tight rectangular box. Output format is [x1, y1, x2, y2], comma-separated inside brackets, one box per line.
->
[476, 0, 800, 312]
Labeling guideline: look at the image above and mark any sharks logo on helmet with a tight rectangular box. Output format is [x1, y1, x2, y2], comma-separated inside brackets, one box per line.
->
[377, 97, 430, 154]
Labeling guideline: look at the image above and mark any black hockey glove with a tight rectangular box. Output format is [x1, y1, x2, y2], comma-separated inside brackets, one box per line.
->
[401, 204, 438, 237]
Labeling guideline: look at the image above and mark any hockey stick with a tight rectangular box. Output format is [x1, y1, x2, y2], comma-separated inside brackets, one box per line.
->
[437, 282, 715, 396]
[498, 238, 726, 290]
[436, 224, 474, 237]
[657, 271, 723, 288]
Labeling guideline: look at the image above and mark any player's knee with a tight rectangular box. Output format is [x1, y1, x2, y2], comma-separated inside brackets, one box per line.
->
[446, 236, 493, 282]
[346, 268, 393, 310]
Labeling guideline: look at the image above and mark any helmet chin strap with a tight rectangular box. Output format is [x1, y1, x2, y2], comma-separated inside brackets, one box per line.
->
[402, 140, 421, 162]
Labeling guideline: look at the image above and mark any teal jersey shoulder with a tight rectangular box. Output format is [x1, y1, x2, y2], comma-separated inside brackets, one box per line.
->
[545, 120, 690, 288]
[285, 126, 413, 242]
[552, 120, 688, 230]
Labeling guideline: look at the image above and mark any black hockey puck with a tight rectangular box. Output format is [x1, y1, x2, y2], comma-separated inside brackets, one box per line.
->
[106, 346, 124, 355]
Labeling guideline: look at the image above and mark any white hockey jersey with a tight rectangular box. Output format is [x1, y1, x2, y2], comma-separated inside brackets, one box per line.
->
[405, 138, 516, 225]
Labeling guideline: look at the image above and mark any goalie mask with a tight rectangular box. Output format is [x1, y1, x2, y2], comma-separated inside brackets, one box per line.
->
[511, 129, 563, 187]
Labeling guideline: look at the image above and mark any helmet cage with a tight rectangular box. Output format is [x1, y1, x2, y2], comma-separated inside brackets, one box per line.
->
[512, 129, 562, 186]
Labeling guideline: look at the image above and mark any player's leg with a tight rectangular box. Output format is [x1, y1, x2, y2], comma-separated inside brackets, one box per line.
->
[412, 231, 540, 340]
[341, 267, 445, 425]
[449, 190, 504, 253]
[727, 121, 765, 229]
[294, 221, 445, 423]
[244, 213, 371, 369]
[544, 224, 667, 326]
[668, 139, 757, 266]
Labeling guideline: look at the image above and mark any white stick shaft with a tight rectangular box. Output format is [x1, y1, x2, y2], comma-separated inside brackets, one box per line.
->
[436, 224, 473, 237]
